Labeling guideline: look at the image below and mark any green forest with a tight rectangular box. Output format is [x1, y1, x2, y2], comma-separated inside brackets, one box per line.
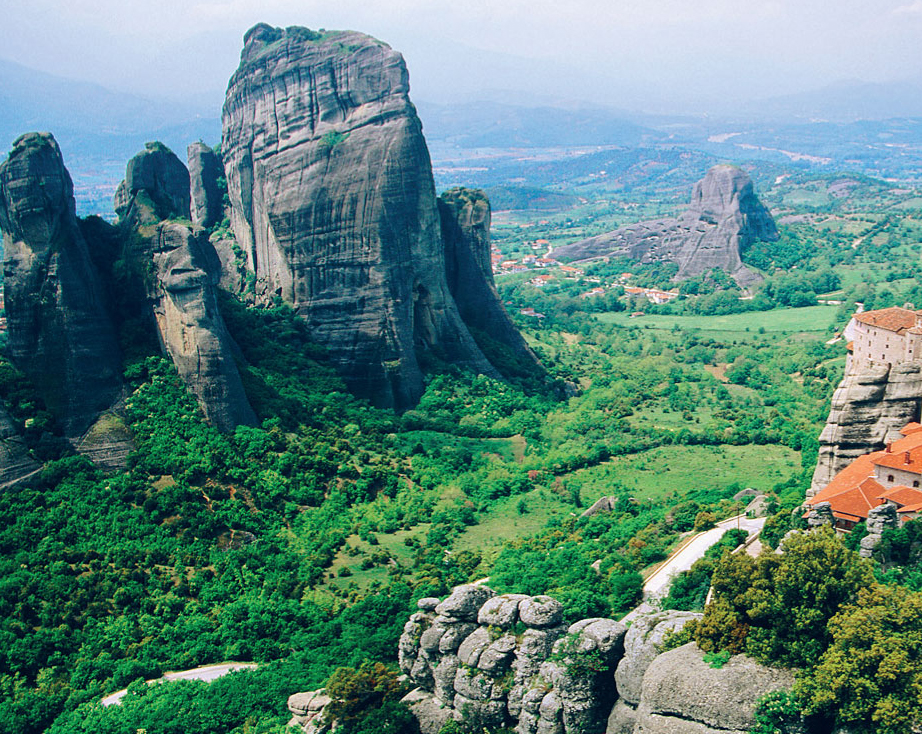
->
[3, 164, 922, 734]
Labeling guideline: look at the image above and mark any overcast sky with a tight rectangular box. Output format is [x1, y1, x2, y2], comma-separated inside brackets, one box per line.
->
[2, 0, 922, 112]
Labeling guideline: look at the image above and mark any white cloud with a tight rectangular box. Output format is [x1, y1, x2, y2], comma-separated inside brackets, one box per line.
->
[893, 0, 922, 14]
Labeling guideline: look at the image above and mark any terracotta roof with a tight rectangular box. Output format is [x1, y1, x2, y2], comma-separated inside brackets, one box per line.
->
[812, 453, 880, 506]
[876, 485, 922, 507]
[873, 445, 922, 474]
[885, 429, 922, 455]
[853, 306, 920, 335]
[901, 422, 922, 436]
[897, 502, 922, 514]
[846, 340, 854, 352]
[830, 478, 884, 521]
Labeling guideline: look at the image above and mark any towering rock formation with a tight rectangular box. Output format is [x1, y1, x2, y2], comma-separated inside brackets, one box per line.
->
[221, 24, 500, 409]
[115, 141, 191, 221]
[552, 165, 776, 286]
[188, 142, 224, 229]
[438, 187, 542, 376]
[0, 132, 124, 438]
[116, 144, 257, 431]
[810, 361, 922, 495]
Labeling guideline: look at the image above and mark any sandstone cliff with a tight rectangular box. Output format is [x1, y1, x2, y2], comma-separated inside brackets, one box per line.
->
[115, 141, 191, 221]
[438, 187, 543, 378]
[0, 132, 125, 438]
[810, 360, 922, 495]
[116, 144, 257, 431]
[221, 24, 501, 409]
[187, 142, 223, 229]
[552, 165, 775, 286]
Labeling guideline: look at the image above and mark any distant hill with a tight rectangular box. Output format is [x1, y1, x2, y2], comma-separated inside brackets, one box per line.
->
[742, 78, 922, 122]
[417, 101, 664, 148]
[0, 59, 220, 215]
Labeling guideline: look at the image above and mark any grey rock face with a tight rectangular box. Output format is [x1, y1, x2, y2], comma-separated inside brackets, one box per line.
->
[399, 584, 624, 734]
[806, 501, 835, 528]
[222, 24, 499, 409]
[860, 503, 900, 558]
[115, 141, 190, 221]
[519, 595, 564, 628]
[117, 145, 256, 431]
[187, 142, 224, 229]
[811, 361, 922, 495]
[438, 187, 543, 377]
[635, 642, 795, 733]
[552, 165, 774, 286]
[149, 223, 258, 431]
[436, 585, 496, 621]
[479, 593, 529, 628]
[614, 610, 702, 706]
[0, 132, 124, 439]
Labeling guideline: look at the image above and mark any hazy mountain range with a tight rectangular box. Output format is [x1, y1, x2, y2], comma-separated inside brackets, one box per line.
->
[3, 58, 922, 216]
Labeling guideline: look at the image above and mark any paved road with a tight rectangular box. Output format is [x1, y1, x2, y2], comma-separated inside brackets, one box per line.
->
[642, 515, 765, 599]
[101, 662, 259, 706]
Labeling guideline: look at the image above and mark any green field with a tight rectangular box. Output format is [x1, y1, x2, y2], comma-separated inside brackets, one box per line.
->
[570, 443, 801, 503]
[452, 488, 575, 553]
[595, 305, 839, 332]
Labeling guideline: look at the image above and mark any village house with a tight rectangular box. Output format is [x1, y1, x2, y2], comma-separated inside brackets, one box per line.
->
[624, 286, 680, 305]
[845, 305, 922, 368]
[806, 422, 922, 530]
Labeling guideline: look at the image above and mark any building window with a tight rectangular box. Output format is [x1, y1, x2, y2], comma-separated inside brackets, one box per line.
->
[888, 475, 895, 482]
[915, 480, 920, 488]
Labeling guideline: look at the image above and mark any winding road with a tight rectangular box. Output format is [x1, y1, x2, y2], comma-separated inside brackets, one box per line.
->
[622, 514, 765, 622]
[100, 662, 259, 706]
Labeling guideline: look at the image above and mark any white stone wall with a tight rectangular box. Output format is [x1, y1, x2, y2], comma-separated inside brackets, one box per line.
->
[874, 463, 922, 488]
[852, 321, 911, 367]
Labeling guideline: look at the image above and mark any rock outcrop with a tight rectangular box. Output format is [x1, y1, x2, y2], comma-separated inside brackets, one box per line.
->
[117, 145, 257, 431]
[221, 24, 506, 409]
[397, 590, 804, 734]
[398, 584, 626, 734]
[148, 223, 257, 430]
[859, 503, 899, 558]
[810, 361, 922, 495]
[552, 165, 775, 286]
[115, 141, 190, 221]
[187, 142, 224, 229]
[614, 611, 703, 707]
[286, 689, 331, 733]
[438, 187, 542, 377]
[632, 643, 795, 734]
[0, 132, 125, 438]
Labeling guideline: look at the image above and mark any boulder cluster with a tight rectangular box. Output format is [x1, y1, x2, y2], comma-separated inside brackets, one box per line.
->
[390, 585, 795, 734]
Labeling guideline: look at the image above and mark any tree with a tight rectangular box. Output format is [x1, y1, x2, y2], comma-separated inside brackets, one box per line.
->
[695, 528, 874, 668]
[797, 583, 922, 734]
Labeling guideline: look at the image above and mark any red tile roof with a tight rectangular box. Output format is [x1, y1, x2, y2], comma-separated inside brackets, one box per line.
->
[897, 502, 922, 514]
[812, 453, 880, 506]
[876, 485, 922, 507]
[900, 422, 922, 436]
[872, 445, 922, 474]
[853, 306, 920, 335]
